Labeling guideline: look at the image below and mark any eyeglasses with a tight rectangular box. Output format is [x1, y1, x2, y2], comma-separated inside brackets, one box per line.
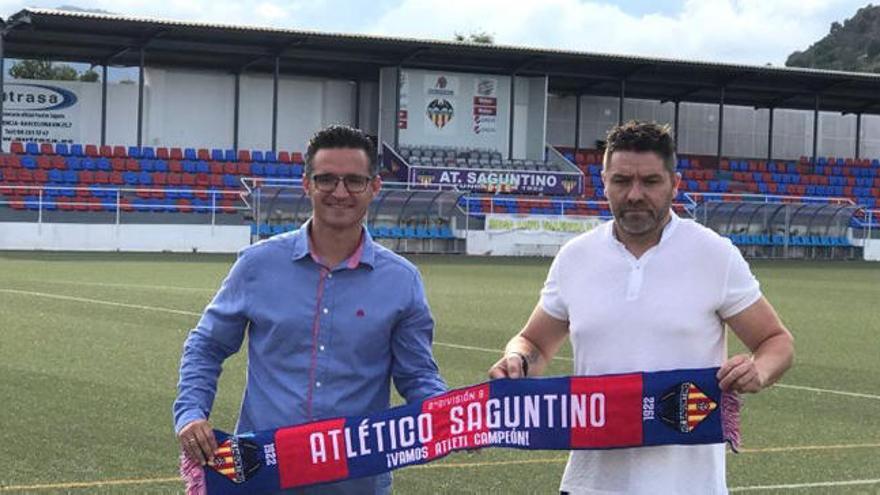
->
[310, 173, 374, 193]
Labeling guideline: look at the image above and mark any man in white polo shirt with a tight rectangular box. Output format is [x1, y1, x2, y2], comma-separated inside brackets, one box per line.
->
[488, 121, 794, 494]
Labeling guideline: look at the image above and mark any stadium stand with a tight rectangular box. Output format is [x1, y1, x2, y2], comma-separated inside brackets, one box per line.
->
[398, 145, 571, 172]
[0, 142, 305, 215]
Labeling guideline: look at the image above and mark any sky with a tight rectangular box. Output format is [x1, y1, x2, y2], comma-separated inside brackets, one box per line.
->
[0, 0, 873, 67]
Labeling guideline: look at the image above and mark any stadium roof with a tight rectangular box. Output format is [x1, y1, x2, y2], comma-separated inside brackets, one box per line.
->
[3, 8, 880, 115]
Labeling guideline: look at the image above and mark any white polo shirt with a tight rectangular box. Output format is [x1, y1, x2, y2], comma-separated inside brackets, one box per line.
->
[541, 213, 761, 495]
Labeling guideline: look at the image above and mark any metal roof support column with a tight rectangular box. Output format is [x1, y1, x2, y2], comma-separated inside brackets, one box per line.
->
[101, 64, 108, 147]
[673, 100, 680, 150]
[574, 93, 581, 158]
[855, 112, 862, 160]
[618, 79, 626, 125]
[272, 55, 279, 153]
[508, 73, 516, 158]
[812, 94, 820, 164]
[233, 71, 240, 153]
[354, 80, 361, 128]
[767, 106, 774, 162]
[137, 46, 145, 148]
[0, 34, 5, 152]
[393, 66, 401, 149]
[716, 86, 725, 167]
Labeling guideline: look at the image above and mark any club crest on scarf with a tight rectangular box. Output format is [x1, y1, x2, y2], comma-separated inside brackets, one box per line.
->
[659, 382, 718, 433]
[210, 437, 262, 483]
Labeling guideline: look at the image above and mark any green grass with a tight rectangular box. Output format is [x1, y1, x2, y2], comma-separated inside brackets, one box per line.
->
[0, 253, 878, 494]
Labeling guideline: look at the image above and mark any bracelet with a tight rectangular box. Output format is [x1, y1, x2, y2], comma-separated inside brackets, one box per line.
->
[508, 351, 530, 377]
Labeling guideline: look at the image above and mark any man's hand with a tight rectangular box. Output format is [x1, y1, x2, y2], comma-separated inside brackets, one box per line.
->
[178, 419, 218, 466]
[717, 354, 765, 393]
[488, 352, 528, 379]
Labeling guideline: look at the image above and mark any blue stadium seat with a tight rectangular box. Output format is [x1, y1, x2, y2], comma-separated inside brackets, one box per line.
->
[224, 149, 236, 162]
[265, 151, 277, 163]
[196, 161, 210, 174]
[66, 157, 82, 170]
[141, 160, 154, 172]
[184, 148, 197, 160]
[96, 158, 111, 171]
[81, 158, 96, 171]
[223, 174, 238, 187]
[252, 150, 265, 162]
[70, 144, 84, 156]
[211, 149, 224, 161]
[138, 171, 152, 185]
[183, 161, 196, 174]
[48, 169, 63, 184]
[141, 147, 155, 159]
[251, 163, 265, 176]
[276, 165, 291, 177]
[63, 170, 78, 184]
[21, 156, 37, 169]
[128, 146, 142, 158]
[123, 171, 139, 185]
[264, 163, 278, 177]
[25, 142, 40, 155]
[154, 160, 168, 172]
[56, 143, 70, 156]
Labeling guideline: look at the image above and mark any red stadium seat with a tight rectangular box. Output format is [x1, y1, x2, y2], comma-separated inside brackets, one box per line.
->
[85, 145, 99, 157]
[99, 145, 113, 157]
[109, 171, 123, 185]
[40, 143, 55, 155]
[176, 199, 192, 213]
[169, 160, 182, 173]
[125, 158, 139, 172]
[157, 147, 170, 159]
[34, 170, 48, 183]
[236, 162, 251, 175]
[210, 174, 223, 187]
[181, 173, 196, 186]
[93, 171, 109, 184]
[220, 199, 236, 214]
[292, 152, 303, 163]
[111, 158, 126, 171]
[197, 149, 210, 161]
[79, 170, 94, 184]
[170, 148, 183, 160]
[223, 162, 237, 175]
[152, 172, 167, 185]
[195, 189, 209, 200]
[51, 155, 66, 169]
[10, 141, 24, 154]
[195, 174, 210, 187]
[37, 156, 52, 169]
[113, 146, 127, 158]
[210, 162, 223, 175]
[167, 173, 182, 186]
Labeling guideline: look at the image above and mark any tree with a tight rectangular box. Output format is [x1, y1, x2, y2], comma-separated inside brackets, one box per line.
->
[454, 30, 495, 44]
[9, 59, 101, 82]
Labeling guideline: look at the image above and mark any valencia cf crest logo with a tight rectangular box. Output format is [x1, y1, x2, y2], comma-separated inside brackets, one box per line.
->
[561, 179, 578, 193]
[658, 382, 717, 433]
[210, 437, 262, 484]
[426, 99, 454, 128]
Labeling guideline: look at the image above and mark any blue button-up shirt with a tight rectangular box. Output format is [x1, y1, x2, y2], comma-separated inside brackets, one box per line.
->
[173, 222, 447, 494]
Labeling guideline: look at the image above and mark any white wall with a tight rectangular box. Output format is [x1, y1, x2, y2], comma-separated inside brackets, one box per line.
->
[0, 223, 250, 253]
[396, 68, 512, 155]
[547, 94, 879, 160]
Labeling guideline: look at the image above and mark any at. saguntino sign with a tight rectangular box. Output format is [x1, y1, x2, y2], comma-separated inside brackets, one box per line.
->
[485, 214, 605, 234]
[2, 82, 81, 144]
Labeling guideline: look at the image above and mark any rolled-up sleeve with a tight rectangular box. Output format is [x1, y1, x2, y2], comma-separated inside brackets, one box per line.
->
[172, 252, 251, 434]
[390, 269, 447, 403]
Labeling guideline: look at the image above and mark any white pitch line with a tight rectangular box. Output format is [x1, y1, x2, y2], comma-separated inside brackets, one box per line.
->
[432, 342, 880, 401]
[2, 288, 878, 402]
[729, 478, 880, 492]
[0, 288, 201, 317]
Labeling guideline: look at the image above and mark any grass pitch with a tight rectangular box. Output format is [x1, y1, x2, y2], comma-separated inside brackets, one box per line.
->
[0, 252, 878, 494]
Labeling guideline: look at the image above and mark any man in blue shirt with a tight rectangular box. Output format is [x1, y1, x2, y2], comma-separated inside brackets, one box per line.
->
[173, 125, 447, 494]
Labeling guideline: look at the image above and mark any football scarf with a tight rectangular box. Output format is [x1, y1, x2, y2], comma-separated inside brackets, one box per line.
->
[181, 367, 740, 495]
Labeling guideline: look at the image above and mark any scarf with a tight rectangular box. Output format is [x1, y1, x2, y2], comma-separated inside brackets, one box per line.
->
[181, 367, 740, 494]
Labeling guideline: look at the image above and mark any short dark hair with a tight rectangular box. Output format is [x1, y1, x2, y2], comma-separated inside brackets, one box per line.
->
[304, 125, 378, 176]
[602, 121, 677, 176]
